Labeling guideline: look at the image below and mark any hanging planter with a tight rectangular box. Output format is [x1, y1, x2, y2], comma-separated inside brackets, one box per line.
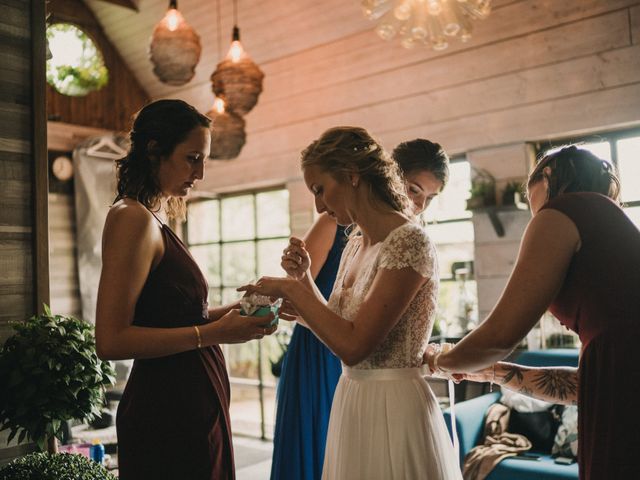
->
[210, 25, 264, 116]
[207, 99, 246, 160]
[149, 0, 202, 86]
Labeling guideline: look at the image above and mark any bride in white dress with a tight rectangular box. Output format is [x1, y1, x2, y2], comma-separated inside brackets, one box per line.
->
[239, 127, 462, 480]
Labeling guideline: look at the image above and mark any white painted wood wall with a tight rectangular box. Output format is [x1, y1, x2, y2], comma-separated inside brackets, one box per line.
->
[82, 0, 640, 320]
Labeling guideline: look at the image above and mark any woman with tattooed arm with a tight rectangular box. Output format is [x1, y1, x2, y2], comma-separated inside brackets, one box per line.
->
[426, 146, 640, 480]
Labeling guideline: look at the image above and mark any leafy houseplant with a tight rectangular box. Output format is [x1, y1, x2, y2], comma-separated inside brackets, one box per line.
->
[0, 306, 115, 453]
[466, 169, 496, 210]
[502, 180, 527, 207]
[0, 452, 116, 480]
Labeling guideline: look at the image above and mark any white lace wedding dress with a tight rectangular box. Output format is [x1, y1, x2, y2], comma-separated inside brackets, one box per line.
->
[322, 222, 463, 480]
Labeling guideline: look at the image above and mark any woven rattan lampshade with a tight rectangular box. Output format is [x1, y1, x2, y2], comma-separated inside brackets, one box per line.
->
[210, 26, 264, 116]
[149, 1, 201, 86]
[207, 102, 246, 160]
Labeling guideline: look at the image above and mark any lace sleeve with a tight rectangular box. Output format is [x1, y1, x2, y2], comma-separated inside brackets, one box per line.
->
[378, 223, 437, 278]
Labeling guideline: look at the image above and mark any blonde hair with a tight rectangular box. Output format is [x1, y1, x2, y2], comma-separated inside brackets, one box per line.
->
[301, 126, 412, 216]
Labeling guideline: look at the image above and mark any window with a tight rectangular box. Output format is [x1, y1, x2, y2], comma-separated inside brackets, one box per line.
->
[46, 23, 108, 96]
[420, 158, 476, 336]
[536, 128, 640, 229]
[186, 188, 290, 439]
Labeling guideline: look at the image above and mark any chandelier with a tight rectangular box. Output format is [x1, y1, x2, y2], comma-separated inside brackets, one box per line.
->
[362, 0, 491, 50]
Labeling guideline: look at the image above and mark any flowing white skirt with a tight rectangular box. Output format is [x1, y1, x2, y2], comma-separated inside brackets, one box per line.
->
[322, 367, 463, 480]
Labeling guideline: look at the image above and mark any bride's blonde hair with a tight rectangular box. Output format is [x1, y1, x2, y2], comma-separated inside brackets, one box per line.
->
[301, 126, 412, 217]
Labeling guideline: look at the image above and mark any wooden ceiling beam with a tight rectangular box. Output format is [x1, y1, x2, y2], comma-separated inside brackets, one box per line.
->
[90, 0, 138, 11]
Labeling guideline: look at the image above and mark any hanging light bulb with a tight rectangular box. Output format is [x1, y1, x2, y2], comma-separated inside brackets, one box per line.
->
[212, 97, 226, 114]
[210, 0, 265, 117]
[363, 0, 492, 50]
[149, 0, 201, 86]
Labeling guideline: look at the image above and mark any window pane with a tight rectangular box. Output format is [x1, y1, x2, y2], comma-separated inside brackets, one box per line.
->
[436, 279, 478, 336]
[221, 195, 255, 241]
[256, 190, 290, 237]
[625, 206, 640, 230]
[187, 199, 220, 243]
[222, 242, 256, 286]
[424, 161, 472, 222]
[257, 238, 289, 277]
[226, 342, 259, 379]
[616, 137, 640, 203]
[208, 287, 222, 306]
[427, 221, 474, 279]
[190, 245, 221, 287]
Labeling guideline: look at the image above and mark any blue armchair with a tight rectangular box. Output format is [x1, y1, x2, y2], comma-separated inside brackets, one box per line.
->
[443, 349, 580, 480]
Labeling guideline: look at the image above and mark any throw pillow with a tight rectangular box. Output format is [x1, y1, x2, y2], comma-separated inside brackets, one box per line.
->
[552, 405, 578, 459]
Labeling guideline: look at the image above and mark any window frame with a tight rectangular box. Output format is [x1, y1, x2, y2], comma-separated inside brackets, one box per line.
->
[185, 186, 291, 440]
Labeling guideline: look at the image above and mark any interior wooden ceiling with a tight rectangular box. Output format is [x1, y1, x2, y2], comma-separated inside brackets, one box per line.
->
[83, 0, 373, 114]
[93, 0, 139, 11]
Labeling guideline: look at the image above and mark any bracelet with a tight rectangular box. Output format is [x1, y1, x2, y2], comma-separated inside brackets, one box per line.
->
[193, 325, 202, 349]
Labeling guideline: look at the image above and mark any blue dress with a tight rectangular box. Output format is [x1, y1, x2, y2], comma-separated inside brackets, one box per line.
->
[270, 225, 347, 480]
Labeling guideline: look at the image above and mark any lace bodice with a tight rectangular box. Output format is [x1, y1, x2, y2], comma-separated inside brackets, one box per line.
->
[327, 222, 439, 369]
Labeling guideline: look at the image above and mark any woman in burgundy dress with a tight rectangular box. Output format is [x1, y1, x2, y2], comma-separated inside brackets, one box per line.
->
[95, 100, 275, 480]
[427, 146, 640, 479]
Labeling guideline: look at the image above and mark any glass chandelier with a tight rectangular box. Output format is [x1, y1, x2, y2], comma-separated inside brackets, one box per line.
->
[362, 0, 491, 50]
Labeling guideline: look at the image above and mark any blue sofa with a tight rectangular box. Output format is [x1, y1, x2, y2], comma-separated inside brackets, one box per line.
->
[443, 349, 580, 480]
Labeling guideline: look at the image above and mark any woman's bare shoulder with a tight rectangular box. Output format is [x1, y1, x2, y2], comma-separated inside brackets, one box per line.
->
[104, 199, 159, 241]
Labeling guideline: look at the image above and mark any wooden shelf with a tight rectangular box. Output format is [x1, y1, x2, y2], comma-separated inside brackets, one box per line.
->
[469, 205, 529, 237]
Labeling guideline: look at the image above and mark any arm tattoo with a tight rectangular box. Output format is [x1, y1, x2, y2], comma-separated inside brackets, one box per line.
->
[532, 370, 578, 401]
[500, 365, 524, 385]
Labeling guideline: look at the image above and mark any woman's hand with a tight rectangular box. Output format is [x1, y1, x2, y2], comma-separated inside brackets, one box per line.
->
[237, 276, 293, 298]
[204, 308, 277, 344]
[281, 237, 311, 280]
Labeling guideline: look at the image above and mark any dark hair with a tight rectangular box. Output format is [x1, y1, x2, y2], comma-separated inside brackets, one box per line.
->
[301, 126, 412, 216]
[528, 145, 621, 203]
[392, 138, 450, 189]
[115, 99, 211, 219]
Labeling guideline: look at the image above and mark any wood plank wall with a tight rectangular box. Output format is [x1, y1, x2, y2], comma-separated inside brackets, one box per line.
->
[46, 0, 149, 131]
[185, 0, 640, 314]
[0, 0, 47, 464]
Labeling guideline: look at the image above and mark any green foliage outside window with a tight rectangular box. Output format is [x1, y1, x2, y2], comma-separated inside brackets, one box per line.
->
[46, 23, 108, 97]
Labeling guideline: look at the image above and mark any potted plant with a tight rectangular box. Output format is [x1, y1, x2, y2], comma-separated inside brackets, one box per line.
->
[502, 180, 527, 207]
[466, 169, 496, 210]
[0, 305, 115, 453]
[0, 451, 116, 480]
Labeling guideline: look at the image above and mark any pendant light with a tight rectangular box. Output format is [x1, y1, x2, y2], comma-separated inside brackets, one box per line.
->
[210, 0, 264, 116]
[149, 0, 202, 86]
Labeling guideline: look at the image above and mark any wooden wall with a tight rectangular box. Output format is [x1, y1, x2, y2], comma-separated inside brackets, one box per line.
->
[46, 0, 149, 131]
[0, 0, 48, 464]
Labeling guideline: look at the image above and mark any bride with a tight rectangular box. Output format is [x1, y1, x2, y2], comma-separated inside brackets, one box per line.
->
[239, 126, 462, 479]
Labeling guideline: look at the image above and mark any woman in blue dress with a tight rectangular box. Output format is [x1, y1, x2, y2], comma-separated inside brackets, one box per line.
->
[270, 138, 450, 480]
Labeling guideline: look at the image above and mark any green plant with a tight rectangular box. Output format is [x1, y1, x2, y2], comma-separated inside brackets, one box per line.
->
[0, 452, 116, 480]
[502, 180, 527, 206]
[0, 306, 115, 452]
[467, 169, 496, 209]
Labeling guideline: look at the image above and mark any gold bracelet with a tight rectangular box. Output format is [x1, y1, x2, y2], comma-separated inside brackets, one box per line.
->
[194, 325, 202, 349]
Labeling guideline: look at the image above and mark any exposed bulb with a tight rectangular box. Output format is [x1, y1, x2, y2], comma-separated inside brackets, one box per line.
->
[427, 0, 442, 16]
[362, 0, 392, 20]
[376, 22, 398, 40]
[226, 40, 245, 62]
[213, 97, 225, 114]
[164, 8, 181, 32]
[394, 1, 412, 21]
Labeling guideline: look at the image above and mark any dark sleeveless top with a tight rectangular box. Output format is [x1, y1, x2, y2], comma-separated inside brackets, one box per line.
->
[116, 220, 234, 480]
[542, 193, 640, 480]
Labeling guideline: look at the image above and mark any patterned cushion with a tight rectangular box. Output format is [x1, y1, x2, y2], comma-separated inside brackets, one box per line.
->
[552, 405, 578, 459]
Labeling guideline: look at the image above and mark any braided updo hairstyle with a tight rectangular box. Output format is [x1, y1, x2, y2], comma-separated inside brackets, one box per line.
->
[115, 99, 211, 219]
[301, 126, 412, 217]
[528, 145, 621, 203]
